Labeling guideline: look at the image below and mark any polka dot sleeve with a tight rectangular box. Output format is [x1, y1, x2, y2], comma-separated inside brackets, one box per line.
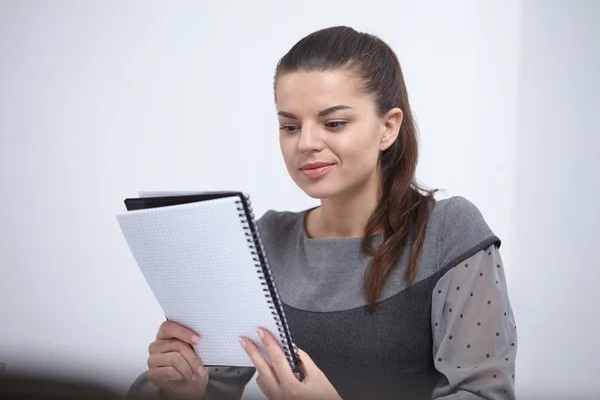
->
[431, 245, 517, 399]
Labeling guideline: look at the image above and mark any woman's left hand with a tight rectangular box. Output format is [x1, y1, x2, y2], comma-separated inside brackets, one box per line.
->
[239, 328, 342, 400]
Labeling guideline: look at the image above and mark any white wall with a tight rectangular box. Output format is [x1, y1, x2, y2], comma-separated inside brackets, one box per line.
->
[1, 0, 593, 398]
[511, 1, 600, 398]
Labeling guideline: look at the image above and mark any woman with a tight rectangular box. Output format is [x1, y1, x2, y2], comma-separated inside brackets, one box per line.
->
[130, 26, 517, 400]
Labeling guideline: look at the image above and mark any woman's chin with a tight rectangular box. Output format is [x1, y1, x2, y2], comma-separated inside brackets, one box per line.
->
[292, 173, 348, 200]
[299, 184, 339, 200]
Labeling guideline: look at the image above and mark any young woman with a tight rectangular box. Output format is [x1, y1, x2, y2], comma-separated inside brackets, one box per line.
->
[129, 26, 517, 400]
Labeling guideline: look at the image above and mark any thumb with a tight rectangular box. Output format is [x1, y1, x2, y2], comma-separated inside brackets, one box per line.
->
[295, 348, 319, 379]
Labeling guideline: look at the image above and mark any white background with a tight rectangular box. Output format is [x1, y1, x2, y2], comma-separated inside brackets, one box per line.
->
[0, 1, 598, 398]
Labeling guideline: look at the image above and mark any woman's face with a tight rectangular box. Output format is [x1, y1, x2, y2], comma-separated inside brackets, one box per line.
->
[275, 69, 400, 200]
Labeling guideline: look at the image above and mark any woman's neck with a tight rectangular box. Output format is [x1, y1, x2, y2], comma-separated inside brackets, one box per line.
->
[307, 181, 381, 239]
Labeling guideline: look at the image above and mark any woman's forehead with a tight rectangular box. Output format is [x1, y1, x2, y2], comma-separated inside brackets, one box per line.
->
[275, 70, 369, 112]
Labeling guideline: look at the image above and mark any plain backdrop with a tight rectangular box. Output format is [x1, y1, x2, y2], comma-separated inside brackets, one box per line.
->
[0, 0, 598, 399]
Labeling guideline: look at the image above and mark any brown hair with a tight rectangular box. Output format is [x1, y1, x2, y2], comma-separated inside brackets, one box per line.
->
[274, 26, 437, 313]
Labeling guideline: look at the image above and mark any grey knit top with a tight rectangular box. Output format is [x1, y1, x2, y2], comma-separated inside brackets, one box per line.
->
[128, 196, 518, 400]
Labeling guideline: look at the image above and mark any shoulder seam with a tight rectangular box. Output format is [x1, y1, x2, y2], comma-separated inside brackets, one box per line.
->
[438, 236, 501, 278]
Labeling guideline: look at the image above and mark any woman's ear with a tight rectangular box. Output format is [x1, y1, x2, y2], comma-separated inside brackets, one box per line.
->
[380, 108, 403, 151]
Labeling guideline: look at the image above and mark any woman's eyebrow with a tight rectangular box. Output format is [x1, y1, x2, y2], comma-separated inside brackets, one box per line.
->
[277, 111, 297, 119]
[277, 105, 353, 119]
[318, 105, 352, 117]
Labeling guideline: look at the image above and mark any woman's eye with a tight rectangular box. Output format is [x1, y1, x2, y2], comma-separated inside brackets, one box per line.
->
[279, 125, 299, 133]
[325, 121, 347, 129]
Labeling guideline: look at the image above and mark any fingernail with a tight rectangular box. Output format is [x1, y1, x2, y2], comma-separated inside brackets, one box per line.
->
[191, 373, 197, 381]
[197, 366, 206, 376]
[191, 335, 200, 344]
[239, 338, 247, 348]
[257, 329, 264, 339]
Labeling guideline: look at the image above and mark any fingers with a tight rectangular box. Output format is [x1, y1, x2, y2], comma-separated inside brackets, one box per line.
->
[156, 320, 201, 345]
[148, 350, 196, 381]
[239, 335, 279, 392]
[147, 321, 207, 390]
[257, 328, 298, 387]
[148, 366, 184, 388]
[149, 338, 206, 375]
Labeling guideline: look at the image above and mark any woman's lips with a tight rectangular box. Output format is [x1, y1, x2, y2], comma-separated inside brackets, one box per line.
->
[299, 163, 335, 179]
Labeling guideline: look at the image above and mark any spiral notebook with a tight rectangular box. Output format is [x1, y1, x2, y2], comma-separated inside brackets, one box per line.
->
[116, 191, 300, 370]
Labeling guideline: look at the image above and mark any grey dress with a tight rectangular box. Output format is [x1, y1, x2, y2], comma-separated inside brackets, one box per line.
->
[128, 196, 517, 400]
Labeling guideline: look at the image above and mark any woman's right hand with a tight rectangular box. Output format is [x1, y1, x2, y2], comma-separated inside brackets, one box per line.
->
[147, 321, 209, 400]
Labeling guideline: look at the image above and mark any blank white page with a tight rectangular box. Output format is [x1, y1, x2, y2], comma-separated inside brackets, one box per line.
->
[116, 196, 281, 367]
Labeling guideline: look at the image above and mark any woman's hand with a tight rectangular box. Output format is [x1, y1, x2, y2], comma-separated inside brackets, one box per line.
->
[147, 321, 209, 400]
[239, 329, 342, 400]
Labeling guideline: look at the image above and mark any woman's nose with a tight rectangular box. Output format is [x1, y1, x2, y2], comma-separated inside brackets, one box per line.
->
[297, 124, 324, 153]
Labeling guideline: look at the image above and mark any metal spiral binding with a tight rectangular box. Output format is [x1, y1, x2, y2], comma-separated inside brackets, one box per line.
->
[235, 193, 300, 371]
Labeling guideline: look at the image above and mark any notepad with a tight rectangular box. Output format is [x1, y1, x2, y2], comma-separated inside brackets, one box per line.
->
[116, 192, 299, 370]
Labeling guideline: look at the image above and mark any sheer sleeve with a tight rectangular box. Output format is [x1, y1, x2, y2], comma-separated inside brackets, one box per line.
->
[431, 245, 517, 399]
